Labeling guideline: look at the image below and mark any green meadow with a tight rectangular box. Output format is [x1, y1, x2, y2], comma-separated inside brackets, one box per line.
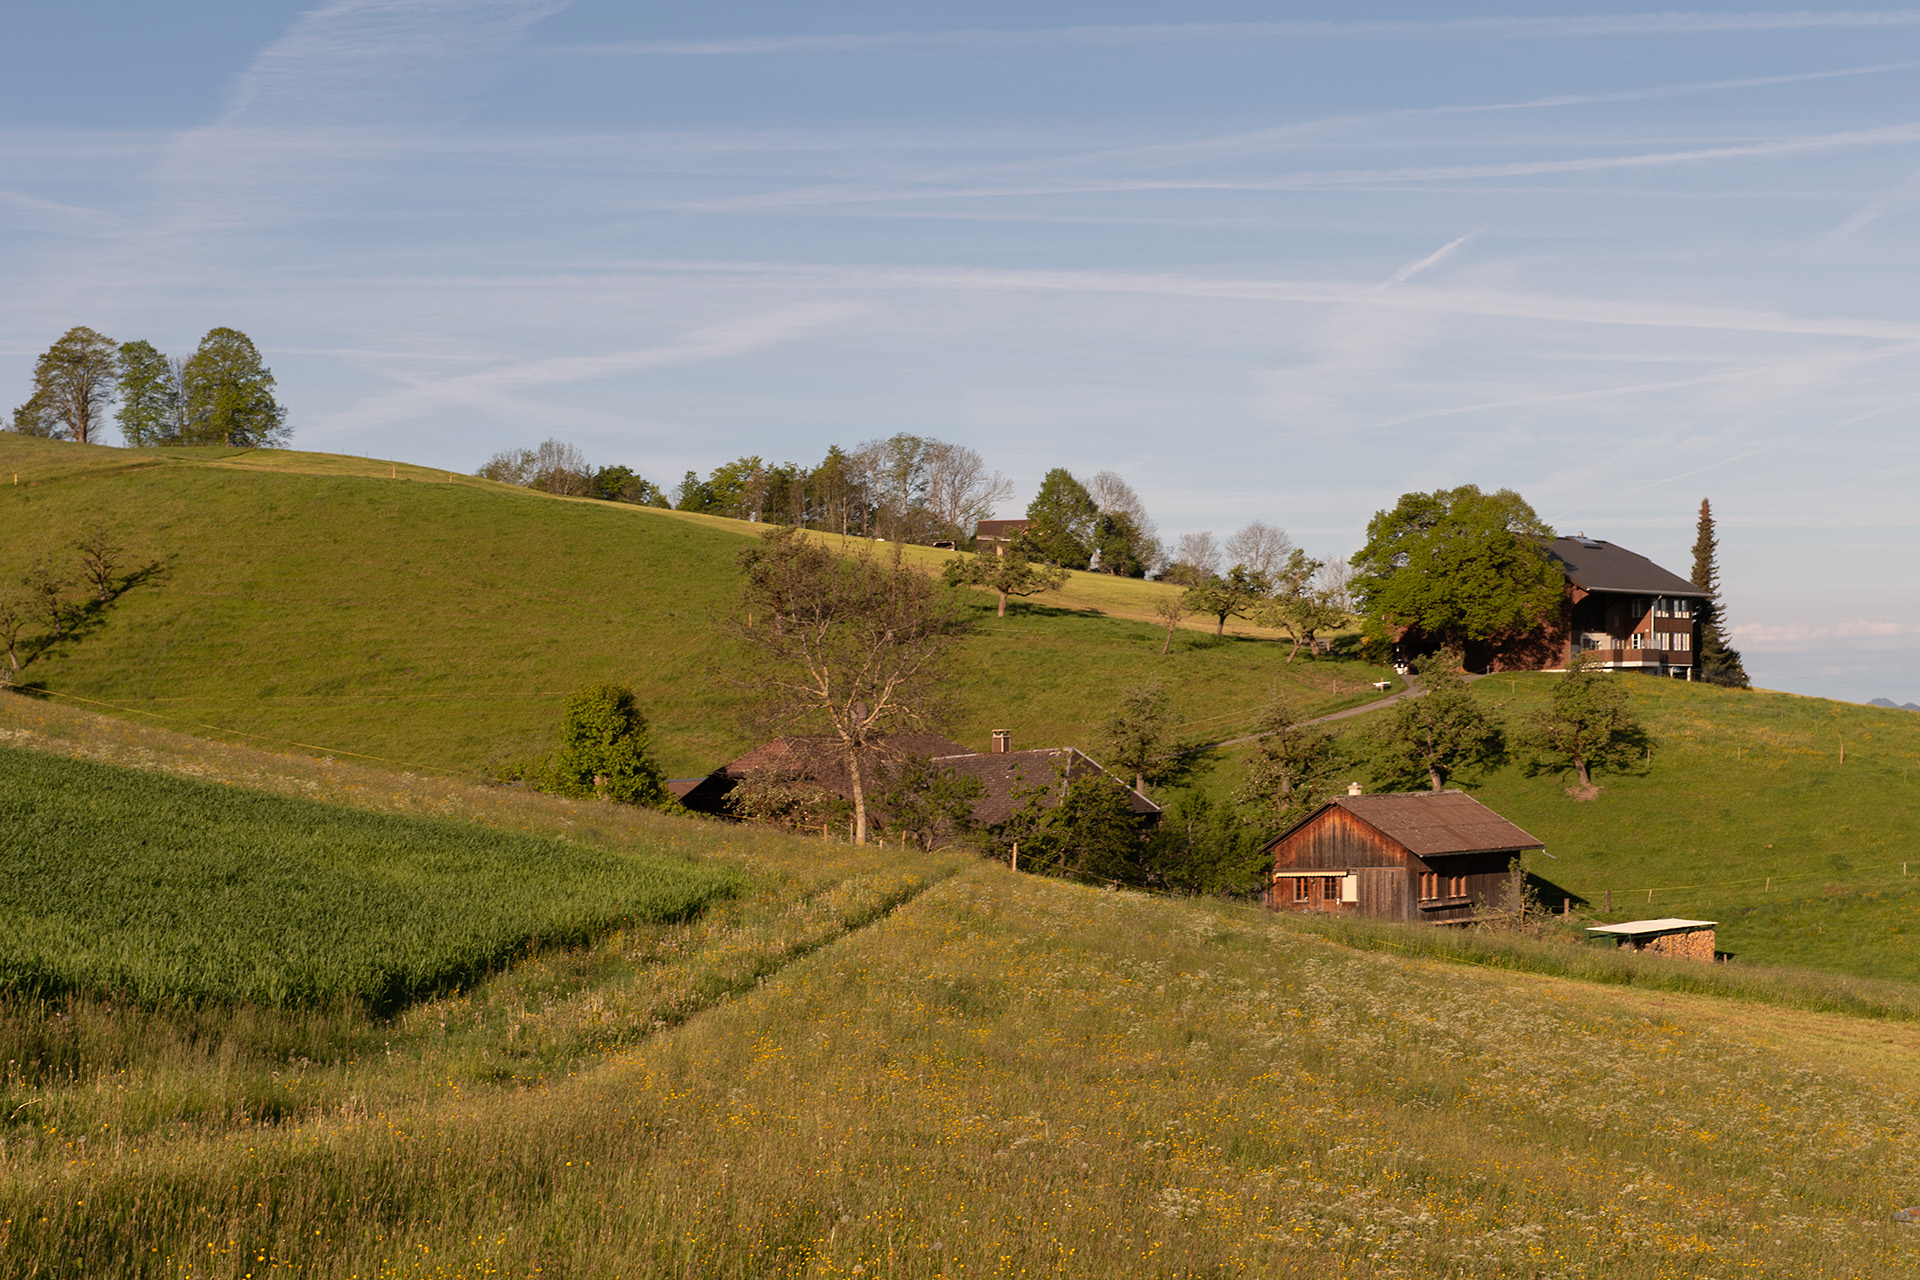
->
[0, 434, 1390, 779]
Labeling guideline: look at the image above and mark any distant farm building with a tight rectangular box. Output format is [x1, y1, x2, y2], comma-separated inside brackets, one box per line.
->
[973, 519, 1030, 556]
[1586, 918, 1718, 962]
[1264, 789, 1543, 923]
[1547, 536, 1707, 677]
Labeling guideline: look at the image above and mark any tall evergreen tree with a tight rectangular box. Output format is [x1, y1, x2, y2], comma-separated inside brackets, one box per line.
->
[1024, 468, 1099, 569]
[180, 328, 290, 447]
[1690, 498, 1749, 688]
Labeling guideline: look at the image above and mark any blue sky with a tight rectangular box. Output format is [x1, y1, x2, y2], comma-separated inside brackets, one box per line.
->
[6, 3, 1920, 702]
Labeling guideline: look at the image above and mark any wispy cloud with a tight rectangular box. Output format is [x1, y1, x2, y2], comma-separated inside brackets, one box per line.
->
[1819, 164, 1920, 246]
[550, 11, 1920, 57]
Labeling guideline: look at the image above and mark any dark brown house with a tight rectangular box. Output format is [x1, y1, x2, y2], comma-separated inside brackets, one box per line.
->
[1547, 536, 1707, 676]
[1264, 789, 1543, 923]
[973, 519, 1030, 556]
[669, 732, 970, 814]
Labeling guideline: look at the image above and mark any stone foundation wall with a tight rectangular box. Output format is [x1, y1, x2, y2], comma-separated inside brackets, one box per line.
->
[1637, 928, 1715, 962]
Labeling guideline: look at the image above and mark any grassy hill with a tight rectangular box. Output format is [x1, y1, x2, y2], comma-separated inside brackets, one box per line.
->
[3, 703, 1919, 1277]
[0, 435, 1391, 779]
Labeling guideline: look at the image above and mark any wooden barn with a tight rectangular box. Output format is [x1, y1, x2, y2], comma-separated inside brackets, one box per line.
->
[1264, 788, 1544, 923]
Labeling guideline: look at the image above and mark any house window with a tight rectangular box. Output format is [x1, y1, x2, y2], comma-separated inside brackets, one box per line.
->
[1419, 871, 1438, 901]
[1630, 633, 1643, 650]
[1293, 876, 1310, 903]
[1323, 876, 1342, 902]
[1674, 598, 1692, 618]
[1449, 875, 1467, 898]
[1630, 598, 1646, 617]
[1653, 597, 1671, 618]
[1678, 632, 1690, 651]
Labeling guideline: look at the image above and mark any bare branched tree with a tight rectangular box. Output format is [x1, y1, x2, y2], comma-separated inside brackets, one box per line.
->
[732, 527, 972, 843]
[531, 438, 593, 496]
[1152, 595, 1188, 655]
[1224, 521, 1296, 578]
[1165, 531, 1221, 582]
[1314, 555, 1357, 613]
[75, 523, 124, 603]
[924, 442, 1013, 541]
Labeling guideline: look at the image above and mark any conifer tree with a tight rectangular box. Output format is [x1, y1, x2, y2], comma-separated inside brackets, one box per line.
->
[1690, 498, 1749, 688]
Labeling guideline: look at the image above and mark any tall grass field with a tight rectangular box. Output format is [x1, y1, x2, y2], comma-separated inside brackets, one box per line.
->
[0, 744, 739, 1010]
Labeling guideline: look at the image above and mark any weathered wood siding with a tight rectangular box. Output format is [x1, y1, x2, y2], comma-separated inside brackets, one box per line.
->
[1267, 808, 1528, 923]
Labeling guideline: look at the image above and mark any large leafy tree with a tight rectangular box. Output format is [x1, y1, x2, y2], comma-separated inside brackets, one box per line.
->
[180, 328, 290, 447]
[115, 340, 183, 446]
[12, 326, 119, 443]
[1017, 774, 1145, 883]
[734, 527, 972, 844]
[1371, 660, 1504, 792]
[1253, 548, 1345, 662]
[1690, 498, 1750, 688]
[1353, 485, 1564, 656]
[1234, 704, 1340, 830]
[1025, 468, 1099, 569]
[1514, 654, 1648, 789]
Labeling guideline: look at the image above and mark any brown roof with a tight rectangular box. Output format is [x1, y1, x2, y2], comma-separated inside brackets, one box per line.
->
[1278, 791, 1542, 857]
[975, 519, 1029, 539]
[718, 732, 970, 780]
[1549, 537, 1706, 598]
[933, 748, 1161, 826]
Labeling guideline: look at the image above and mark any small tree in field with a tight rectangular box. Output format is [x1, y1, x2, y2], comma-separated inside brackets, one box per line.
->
[0, 589, 27, 680]
[1371, 658, 1504, 792]
[23, 562, 72, 642]
[1152, 595, 1188, 655]
[941, 535, 1067, 617]
[1183, 564, 1271, 636]
[75, 523, 124, 603]
[1098, 682, 1178, 795]
[1234, 704, 1339, 830]
[537, 683, 672, 807]
[1514, 654, 1647, 790]
[734, 527, 971, 844]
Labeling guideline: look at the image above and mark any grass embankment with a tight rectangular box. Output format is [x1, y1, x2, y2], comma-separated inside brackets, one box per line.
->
[0, 745, 738, 1009]
[0, 434, 1391, 778]
[4, 703, 1920, 1276]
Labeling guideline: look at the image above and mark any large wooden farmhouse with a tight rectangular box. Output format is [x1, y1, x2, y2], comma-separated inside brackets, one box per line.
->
[1545, 536, 1707, 676]
[1264, 789, 1544, 923]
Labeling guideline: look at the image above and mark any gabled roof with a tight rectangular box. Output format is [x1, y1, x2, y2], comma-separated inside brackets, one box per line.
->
[1548, 537, 1706, 598]
[1269, 791, 1542, 857]
[933, 747, 1161, 826]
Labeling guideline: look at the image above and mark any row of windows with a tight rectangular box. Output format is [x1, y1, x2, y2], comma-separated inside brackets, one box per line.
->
[1630, 631, 1691, 651]
[1418, 872, 1467, 901]
[1291, 875, 1346, 903]
[1632, 596, 1695, 619]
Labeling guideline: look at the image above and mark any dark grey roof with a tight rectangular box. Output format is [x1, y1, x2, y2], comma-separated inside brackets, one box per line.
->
[933, 748, 1161, 826]
[1268, 791, 1541, 857]
[1548, 537, 1706, 598]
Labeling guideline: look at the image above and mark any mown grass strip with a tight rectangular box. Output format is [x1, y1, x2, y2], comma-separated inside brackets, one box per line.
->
[0, 746, 741, 1011]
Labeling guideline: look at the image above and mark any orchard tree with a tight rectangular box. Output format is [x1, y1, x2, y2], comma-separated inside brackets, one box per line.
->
[1152, 594, 1188, 655]
[1025, 468, 1099, 569]
[12, 326, 119, 443]
[1353, 485, 1564, 656]
[181, 328, 290, 447]
[734, 527, 971, 844]
[1254, 548, 1345, 662]
[74, 523, 124, 603]
[941, 535, 1067, 616]
[1098, 682, 1178, 794]
[1690, 498, 1750, 688]
[536, 683, 673, 807]
[1234, 704, 1339, 829]
[1371, 659, 1504, 792]
[1183, 563, 1271, 635]
[0, 588, 26, 679]
[1514, 654, 1648, 789]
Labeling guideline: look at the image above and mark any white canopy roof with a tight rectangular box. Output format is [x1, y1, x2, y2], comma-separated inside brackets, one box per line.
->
[1587, 918, 1716, 936]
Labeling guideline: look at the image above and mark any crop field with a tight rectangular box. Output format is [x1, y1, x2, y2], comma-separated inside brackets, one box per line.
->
[0, 744, 740, 1010]
[0, 434, 1392, 779]
[4, 698, 1920, 1277]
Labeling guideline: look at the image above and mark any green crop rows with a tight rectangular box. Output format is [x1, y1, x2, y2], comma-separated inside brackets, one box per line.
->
[0, 746, 741, 1010]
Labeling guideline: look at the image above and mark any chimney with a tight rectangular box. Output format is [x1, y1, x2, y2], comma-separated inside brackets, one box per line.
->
[991, 729, 1011, 754]
[1347, 782, 1363, 796]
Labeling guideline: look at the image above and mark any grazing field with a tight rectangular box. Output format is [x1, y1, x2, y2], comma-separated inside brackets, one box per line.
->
[4, 700, 1920, 1276]
[0, 434, 1391, 778]
[0, 744, 740, 1009]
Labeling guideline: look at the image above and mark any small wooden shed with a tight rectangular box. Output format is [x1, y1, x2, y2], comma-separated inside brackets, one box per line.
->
[1585, 918, 1717, 962]
[1263, 790, 1544, 923]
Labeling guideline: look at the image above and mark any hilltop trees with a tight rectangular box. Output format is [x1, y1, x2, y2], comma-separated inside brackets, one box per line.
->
[12, 326, 120, 443]
[1025, 468, 1100, 569]
[115, 341, 187, 446]
[1691, 499, 1750, 688]
[941, 532, 1068, 616]
[179, 328, 290, 447]
[1353, 485, 1563, 661]
[733, 526, 972, 844]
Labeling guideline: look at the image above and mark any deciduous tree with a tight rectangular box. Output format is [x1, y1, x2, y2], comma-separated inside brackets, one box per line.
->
[23, 562, 71, 642]
[1690, 498, 1750, 688]
[877, 756, 986, 850]
[180, 328, 290, 447]
[114, 339, 182, 446]
[12, 326, 119, 443]
[1514, 653, 1648, 789]
[75, 523, 123, 603]
[1158, 531, 1221, 586]
[1224, 521, 1295, 579]
[1152, 594, 1188, 655]
[734, 527, 972, 843]
[1353, 485, 1563, 657]
[0, 589, 26, 679]
[1024, 468, 1099, 569]
[536, 683, 672, 807]
[1371, 659, 1504, 792]
[1253, 549, 1341, 662]
[941, 535, 1068, 616]
[1234, 704, 1339, 828]
[1017, 773, 1145, 883]
[1098, 682, 1178, 794]
[1182, 563, 1271, 636]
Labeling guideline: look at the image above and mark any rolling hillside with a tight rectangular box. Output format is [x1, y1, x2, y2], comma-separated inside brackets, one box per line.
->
[0, 435, 1391, 778]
